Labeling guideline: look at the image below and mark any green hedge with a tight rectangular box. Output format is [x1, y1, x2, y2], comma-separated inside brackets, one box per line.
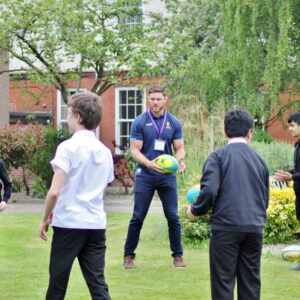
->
[264, 186, 299, 244]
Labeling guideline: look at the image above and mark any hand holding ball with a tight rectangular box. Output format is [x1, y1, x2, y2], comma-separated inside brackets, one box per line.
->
[154, 154, 179, 174]
[186, 185, 201, 204]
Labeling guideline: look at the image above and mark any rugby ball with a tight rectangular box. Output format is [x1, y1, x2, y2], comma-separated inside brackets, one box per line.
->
[186, 185, 201, 204]
[282, 245, 300, 261]
[154, 154, 179, 174]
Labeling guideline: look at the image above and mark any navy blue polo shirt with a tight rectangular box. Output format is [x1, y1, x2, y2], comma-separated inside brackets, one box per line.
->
[130, 109, 183, 177]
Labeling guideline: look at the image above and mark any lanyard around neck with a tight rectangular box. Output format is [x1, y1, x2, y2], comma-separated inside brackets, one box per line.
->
[147, 108, 167, 139]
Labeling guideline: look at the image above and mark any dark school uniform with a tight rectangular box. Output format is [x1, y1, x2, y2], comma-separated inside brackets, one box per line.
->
[191, 140, 269, 300]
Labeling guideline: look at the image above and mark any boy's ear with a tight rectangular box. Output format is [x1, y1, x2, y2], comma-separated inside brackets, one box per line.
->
[76, 113, 83, 124]
[246, 128, 253, 142]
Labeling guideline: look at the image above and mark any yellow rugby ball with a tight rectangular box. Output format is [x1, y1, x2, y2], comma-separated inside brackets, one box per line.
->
[155, 154, 179, 174]
[282, 245, 300, 261]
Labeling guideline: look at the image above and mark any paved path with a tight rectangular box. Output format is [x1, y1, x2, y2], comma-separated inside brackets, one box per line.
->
[3, 191, 163, 215]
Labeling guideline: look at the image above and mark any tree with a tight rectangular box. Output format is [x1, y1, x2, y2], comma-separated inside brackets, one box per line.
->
[0, 0, 162, 103]
[161, 0, 300, 139]
[159, 0, 227, 149]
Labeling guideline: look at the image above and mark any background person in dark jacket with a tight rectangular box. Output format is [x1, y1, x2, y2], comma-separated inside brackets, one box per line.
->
[274, 111, 300, 270]
[187, 109, 269, 300]
[0, 159, 12, 212]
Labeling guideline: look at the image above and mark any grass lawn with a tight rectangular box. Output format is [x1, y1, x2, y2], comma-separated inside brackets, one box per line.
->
[0, 212, 299, 300]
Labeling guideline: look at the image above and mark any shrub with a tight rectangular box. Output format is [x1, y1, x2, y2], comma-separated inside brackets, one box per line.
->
[112, 141, 135, 193]
[12, 177, 23, 193]
[31, 179, 48, 198]
[28, 126, 70, 189]
[253, 128, 274, 144]
[181, 215, 211, 244]
[0, 123, 45, 195]
[0, 123, 45, 169]
[251, 141, 294, 174]
[264, 186, 299, 244]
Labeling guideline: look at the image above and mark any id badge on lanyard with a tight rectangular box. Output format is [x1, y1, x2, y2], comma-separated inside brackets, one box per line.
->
[148, 109, 167, 152]
[154, 139, 166, 151]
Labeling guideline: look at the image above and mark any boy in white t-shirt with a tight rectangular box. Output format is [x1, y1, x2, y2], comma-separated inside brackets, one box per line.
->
[38, 91, 114, 300]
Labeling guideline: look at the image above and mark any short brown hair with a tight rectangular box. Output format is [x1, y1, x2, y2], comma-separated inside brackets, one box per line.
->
[148, 85, 166, 97]
[68, 91, 103, 130]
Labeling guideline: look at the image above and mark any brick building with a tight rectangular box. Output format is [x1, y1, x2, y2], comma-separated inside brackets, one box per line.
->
[9, 73, 161, 154]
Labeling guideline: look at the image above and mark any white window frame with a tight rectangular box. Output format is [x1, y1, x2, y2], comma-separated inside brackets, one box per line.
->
[115, 87, 146, 154]
[121, 1, 143, 31]
[56, 88, 100, 139]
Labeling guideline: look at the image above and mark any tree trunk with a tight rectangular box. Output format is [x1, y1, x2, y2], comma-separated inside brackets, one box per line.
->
[22, 167, 30, 196]
[209, 112, 214, 151]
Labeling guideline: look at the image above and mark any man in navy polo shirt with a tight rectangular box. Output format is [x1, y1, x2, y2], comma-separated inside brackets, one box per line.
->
[123, 85, 186, 269]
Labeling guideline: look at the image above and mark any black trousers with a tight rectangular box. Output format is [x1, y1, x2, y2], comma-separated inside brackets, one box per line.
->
[46, 227, 111, 300]
[209, 230, 263, 300]
[295, 195, 300, 220]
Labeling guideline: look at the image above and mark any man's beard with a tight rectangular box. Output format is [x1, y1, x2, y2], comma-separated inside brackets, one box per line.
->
[152, 106, 164, 115]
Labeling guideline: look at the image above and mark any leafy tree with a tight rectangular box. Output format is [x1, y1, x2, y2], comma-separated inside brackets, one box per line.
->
[0, 0, 162, 103]
[161, 0, 300, 138]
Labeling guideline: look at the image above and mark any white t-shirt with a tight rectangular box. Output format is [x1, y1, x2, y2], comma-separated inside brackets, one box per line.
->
[50, 130, 114, 229]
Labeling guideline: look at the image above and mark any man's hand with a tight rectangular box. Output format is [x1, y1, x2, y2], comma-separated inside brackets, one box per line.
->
[274, 170, 293, 182]
[0, 201, 7, 212]
[178, 160, 186, 173]
[187, 205, 199, 222]
[147, 160, 165, 173]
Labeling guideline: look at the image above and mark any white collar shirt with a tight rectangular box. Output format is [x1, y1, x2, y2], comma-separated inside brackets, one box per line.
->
[50, 130, 114, 229]
[228, 137, 248, 144]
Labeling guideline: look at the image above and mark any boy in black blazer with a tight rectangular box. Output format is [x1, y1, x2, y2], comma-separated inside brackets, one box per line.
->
[275, 111, 300, 270]
[188, 109, 269, 300]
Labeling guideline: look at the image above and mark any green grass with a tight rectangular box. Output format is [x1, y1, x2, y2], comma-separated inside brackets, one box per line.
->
[0, 213, 299, 300]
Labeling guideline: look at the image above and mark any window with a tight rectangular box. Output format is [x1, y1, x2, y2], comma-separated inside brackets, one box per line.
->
[120, 1, 143, 32]
[115, 87, 145, 153]
[57, 88, 86, 130]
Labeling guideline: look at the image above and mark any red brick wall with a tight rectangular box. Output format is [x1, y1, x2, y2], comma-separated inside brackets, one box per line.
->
[100, 87, 115, 152]
[9, 73, 162, 153]
[267, 92, 300, 143]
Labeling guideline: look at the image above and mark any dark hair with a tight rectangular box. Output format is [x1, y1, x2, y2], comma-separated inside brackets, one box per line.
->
[148, 85, 166, 97]
[68, 91, 103, 130]
[288, 111, 300, 125]
[224, 109, 254, 138]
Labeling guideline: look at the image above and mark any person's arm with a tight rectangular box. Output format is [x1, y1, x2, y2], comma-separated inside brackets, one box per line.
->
[130, 140, 164, 173]
[274, 170, 293, 181]
[187, 152, 221, 220]
[0, 161, 12, 212]
[38, 168, 67, 241]
[265, 167, 270, 209]
[173, 139, 185, 173]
